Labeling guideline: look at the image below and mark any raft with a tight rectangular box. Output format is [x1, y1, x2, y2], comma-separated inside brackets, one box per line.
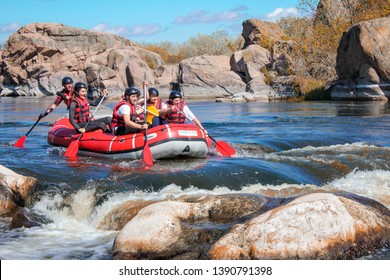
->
[47, 117, 211, 159]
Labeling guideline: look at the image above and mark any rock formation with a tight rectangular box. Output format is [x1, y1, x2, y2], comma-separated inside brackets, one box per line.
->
[0, 164, 39, 216]
[1, 164, 389, 260]
[179, 55, 246, 99]
[0, 23, 172, 98]
[313, 0, 360, 27]
[0, 20, 298, 102]
[331, 17, 390, 101]
[110, 192, 390, 260]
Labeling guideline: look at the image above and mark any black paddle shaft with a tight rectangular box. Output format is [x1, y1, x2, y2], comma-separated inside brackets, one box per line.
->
[25, 116, 42, 136]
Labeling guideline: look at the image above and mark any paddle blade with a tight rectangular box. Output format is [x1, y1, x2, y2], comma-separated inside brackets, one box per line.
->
[146, 105, 159, 124]
[64, 140, 80, 158]
[215, 140, 236, 157]
[14, 135, 27, 148]
[148, 105, 159, 116]
[142, 143, 153, 166]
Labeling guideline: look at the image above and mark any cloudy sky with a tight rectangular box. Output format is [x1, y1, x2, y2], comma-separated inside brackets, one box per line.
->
[0, 0, 300, 44]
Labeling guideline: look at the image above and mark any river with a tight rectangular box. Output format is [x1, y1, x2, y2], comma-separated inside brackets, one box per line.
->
[0, 97, 389, 260]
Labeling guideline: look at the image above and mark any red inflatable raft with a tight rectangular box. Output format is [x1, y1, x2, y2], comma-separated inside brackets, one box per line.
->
[47, 117, 211, 159]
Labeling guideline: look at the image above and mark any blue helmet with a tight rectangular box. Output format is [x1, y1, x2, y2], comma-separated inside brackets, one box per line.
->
[124, 87, 141, 97]
[148, 87, 159, 97]
[62, 77, 73, 85]
[73, 82, 88, 92]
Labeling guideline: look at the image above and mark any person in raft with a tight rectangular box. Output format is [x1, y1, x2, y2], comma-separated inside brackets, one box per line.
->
[111, 86, 149, 136]
[159, 90, 208, 135]
[39, 76, 74, 118]
[39, 76, 108, 118]
[143, 87, 166, 127]
[69, 82, 112, 134]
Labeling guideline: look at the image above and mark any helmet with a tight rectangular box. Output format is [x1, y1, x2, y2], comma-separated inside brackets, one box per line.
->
[148, 87, 159, 97]
[124, 87, 141, 97]
[169, 90, 182, 100]
[62, 77, 73, 85]
[73, 82, 88, 92]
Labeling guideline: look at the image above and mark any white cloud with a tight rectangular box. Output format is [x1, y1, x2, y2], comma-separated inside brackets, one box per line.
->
[265, 7, 299, 22]
[91, 23, 161, 37]
[232, 5, 248, 12]
[0, 22, 19, 34]
[175, 9, 244, 24]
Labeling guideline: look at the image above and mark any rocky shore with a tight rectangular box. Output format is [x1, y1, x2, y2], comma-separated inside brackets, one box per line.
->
[1, 163, 389, 260]
[2, 14, 390, 102]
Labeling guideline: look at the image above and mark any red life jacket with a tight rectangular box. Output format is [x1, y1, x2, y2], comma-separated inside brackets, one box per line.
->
[62, 89, 73, 109]
[72, 96, 90, 123]
[112, 100, 137, 128]
[147, 97, 163, 110]
[165, 100, 186, 124]
[54, 89, 73, 109]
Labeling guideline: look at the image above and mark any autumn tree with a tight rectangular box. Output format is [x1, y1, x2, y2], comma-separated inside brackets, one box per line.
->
[140, 31, 242, 64]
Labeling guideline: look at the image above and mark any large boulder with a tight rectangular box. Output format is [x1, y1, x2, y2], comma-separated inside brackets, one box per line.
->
[112, 194, 270, 259]
[0, 164, 39, 216]
[239, 19, 300, 100]
[241, 19, 286, 48]
[314, 0, 360, 27]
[209, 193, 390, 259]
[230, 44, 272, 83]
[332, 17, 390, 101]
[179, 55, 246, 99]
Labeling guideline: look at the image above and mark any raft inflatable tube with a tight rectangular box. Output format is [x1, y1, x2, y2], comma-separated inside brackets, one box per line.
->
[48, 117, 211, 159]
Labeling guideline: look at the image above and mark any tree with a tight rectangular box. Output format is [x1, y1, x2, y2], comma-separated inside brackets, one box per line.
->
[139, 30, 241, 64]
[298, 0, 320, 17]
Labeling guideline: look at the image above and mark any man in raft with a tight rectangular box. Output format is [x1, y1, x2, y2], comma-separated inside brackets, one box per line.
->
[39, 76, 108, 118]
[39, 76, 74, 118]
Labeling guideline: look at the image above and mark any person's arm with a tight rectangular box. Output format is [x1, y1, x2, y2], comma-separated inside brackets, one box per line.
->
[40, 96, 62, 118]
[89, 95, 103, 106]
[159, 104, 171, 116]
[69, 102, 84, 132]
[137, 98, 145, 107]
[123, 114, 148, 130]
[183, 106, 208, 134]
[89, 89, 108, 106]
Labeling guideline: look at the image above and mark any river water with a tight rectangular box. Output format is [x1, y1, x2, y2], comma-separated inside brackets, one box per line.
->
[0, 97, 389, 260]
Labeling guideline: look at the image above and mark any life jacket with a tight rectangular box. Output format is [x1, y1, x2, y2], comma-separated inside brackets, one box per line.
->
[164, 100, 186, 124]
[62, 89, 73, 109]
[54, 89, 73, 109]
[72, 96, 90, 123]
[112, 100, 137, 128]
[147, 97, 163, 110]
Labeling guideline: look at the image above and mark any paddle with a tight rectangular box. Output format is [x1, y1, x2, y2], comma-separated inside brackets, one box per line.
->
[207, 135, 236, 157]
[64, 93, 106, 158]
[14, 115, 43, 148]
[141, 84, 153, 166]
[176, 108, 236, 157]
[146, 105, 158, 124]
[137, 105, 159, 124]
